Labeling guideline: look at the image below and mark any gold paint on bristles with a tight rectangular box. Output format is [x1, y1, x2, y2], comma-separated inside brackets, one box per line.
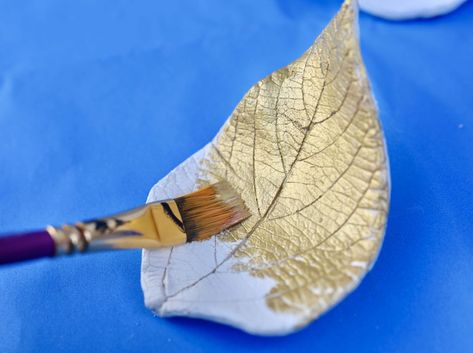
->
[175, 182, 250, 242]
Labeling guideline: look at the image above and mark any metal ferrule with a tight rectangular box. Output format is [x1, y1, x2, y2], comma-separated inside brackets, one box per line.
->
[47, 201, 187, 255]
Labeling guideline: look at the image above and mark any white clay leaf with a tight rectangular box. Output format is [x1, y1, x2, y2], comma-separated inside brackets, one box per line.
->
[141, 0, 390, 335]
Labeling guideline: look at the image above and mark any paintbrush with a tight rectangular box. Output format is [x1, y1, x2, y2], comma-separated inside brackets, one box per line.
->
[0, 182, 249, 265]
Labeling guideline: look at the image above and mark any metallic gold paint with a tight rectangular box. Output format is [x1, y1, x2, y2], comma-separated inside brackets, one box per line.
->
[198, 0, 389, 317]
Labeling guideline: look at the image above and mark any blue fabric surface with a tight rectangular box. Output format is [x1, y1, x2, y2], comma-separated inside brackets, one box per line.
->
[0, 0, 472, 352]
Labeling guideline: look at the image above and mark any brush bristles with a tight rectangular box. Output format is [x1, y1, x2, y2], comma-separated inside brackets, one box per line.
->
[175, 182, 250, 242]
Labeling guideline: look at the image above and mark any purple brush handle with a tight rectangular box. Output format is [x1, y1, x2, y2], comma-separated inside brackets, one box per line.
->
[0, 230, 56, 265]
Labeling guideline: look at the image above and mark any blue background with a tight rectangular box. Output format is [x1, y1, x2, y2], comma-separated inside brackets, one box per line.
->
[0, 0, 472, 352]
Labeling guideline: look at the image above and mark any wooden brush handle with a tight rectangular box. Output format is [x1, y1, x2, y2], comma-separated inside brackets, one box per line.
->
[0, 230, 56, 265]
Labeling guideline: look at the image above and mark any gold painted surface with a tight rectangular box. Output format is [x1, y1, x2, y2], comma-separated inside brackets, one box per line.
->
[196, 0, 389, 318]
